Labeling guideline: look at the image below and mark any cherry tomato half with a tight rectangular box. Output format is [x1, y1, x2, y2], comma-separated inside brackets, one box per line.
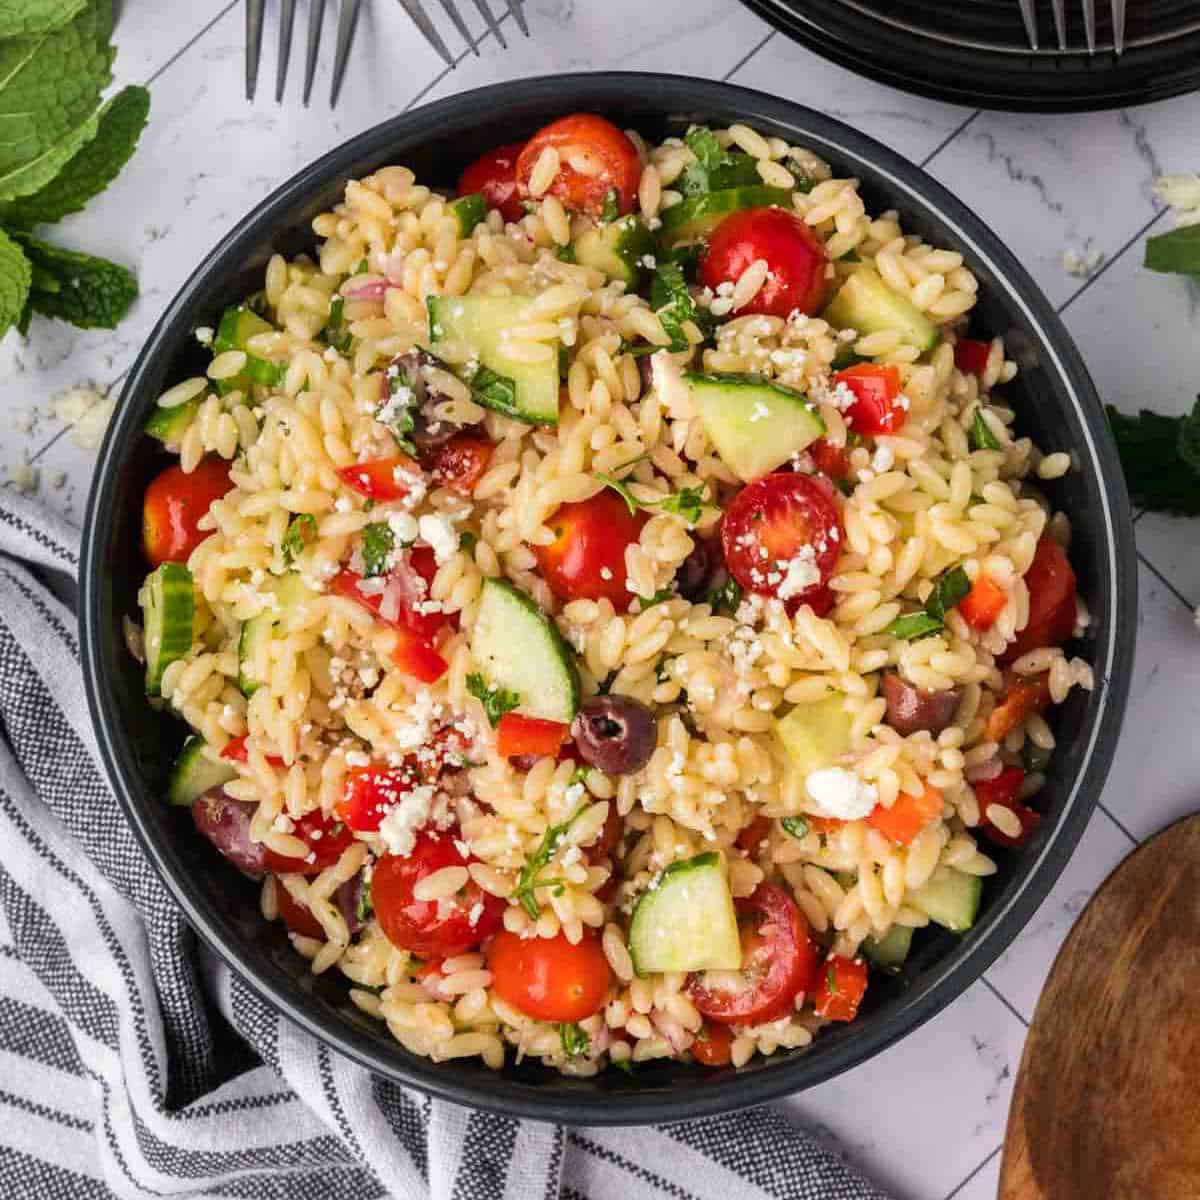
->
[458, 141, 526, 223]
[274, 879, 325, 939]
[833, 364, 905, 436]
[954, 338, 992, 377]
[372, 831, 504, 959]
[691, 1023, 733, 1067]
[338, 762, 423, 833]
[488, 928, 612, 1022]
[516, 114, 641, 217]
[808, 437, 850, 481]
[262, 810, 355, 877]
[1000, 536, 1077, 665]
[424, 432, 495, 496]
[721, 473, 841, 610]
[142, 456, 233, 566]
[336, 454, 421, 502]
[701, 206, 829, 320]
[220, 735, 284, 768]
[977, 766, 1041, 849]
[813, 954, 868, 1023]
[687, 882, 820, 1026]
[534, 489, 647, 608]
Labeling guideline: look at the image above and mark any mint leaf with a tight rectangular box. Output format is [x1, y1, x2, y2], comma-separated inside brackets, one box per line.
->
[650, 261, 704, 352]
[0, 84, 149, 229]
[0, 0, 114, 201]
[0, 0, 85, 37]
[1144, 225, 1200, 276]
[17, 233, 135, 329]
[0, 228, 32, 337]
[969, 409, 1001, 452]
[1106, 399, 1200, 515]
[925, 566, 970, 622]
[465, 672, 520, 728]
[597, 470, 708, 527]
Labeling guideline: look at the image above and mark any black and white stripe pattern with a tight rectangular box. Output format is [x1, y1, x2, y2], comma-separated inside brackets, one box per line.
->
[0, 490, 889, 1200]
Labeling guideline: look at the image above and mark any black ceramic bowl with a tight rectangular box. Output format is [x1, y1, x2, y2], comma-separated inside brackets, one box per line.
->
[81, 73, 1136, 1125]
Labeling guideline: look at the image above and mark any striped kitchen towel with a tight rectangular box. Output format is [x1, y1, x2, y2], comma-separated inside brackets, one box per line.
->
[0, 489, 889, 1200]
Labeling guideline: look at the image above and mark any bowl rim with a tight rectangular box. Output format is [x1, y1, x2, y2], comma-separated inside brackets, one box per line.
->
[80, 70, 1137, 1125]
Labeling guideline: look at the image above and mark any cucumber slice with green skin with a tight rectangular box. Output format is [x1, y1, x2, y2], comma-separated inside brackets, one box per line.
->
[863, 924, 913, 972]
[450, 193, 487, 236]
[775, 692, 854, 779]
[822, 266, 938, 353]
[686, 372, 825, 482]
[238, 574, 315, 696]
[660, 186, 793, 244]
[428, 295, 559, 425]
[212, 305, 285, 395]
[628, 852, 742, 975]
[574, 215, 655, 287]
[910, 866, 982, 932]
[145, 398, 200, 448]
[472, 578, 580, 724]
[142, 562, 195, 696]
[166, 735, 236, 807]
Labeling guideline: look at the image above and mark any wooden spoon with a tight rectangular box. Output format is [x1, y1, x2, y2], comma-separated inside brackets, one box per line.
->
[1000, 814, 1200, 1200]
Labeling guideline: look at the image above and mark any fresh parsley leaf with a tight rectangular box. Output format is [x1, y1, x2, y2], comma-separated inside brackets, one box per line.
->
[925, 566, 970, 622]
[511, 805, 588, 919]
[1144, 224, 1200, 276]
[1106, 398, 1200, 515]
[0, 227, 31, 337]
[377, 369, 418, 454]
[650, 261, 706, 352]
[969, 409, 1001, 452]
[469, 364, 520, 419]
[353, 257, 369, 274]
[705, 576, 742, 616]
[597, 471, 708, 527]
[356, 876, 374, 923]
[360, 522, 396, 577]
[281, 513, 317, 565]
[678, 127, 766, 197]
[459, 530, 478, 555]
[618, 338, 658, 358]
[639, 586, 677, 610]
[0, 84, 148, 229]
[558, 1022, 590, 1058]
[466, 672, 521, 728]
[781, 815, 809, 840]
[557, 242, 577, 264]
[18, 233, 135, 329]
[658, 241, 703, 279]
[882, 611, 946, 641]
[685, 127, 725, 172]
[600, 187, 620, 223]
[323, 296, 352, 353]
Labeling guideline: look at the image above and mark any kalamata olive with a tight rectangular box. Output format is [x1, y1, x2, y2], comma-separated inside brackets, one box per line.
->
[636, 354, 655, 397]
[881, 673, 962, 737]
[676, 538, 719, 602]
[390, 350, 464, 449]
[571, 695, 656, 775]
[192, 789, 268, 878]
[335, 873, 367, 936]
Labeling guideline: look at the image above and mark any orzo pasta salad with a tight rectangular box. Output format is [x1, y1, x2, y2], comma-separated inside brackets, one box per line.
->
[135, 112, 1093, 1074]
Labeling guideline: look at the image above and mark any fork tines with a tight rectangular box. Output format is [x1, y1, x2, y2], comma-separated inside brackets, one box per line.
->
[1018, 0, 1127, 54]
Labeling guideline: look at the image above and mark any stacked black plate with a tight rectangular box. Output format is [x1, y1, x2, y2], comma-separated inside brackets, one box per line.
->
[740, 0, 1200, 110]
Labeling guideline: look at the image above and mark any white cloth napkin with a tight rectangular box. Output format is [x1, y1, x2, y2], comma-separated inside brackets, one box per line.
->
[0, 489, 890, 1200]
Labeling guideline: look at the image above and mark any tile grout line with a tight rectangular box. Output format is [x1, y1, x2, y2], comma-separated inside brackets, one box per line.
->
[403, 13, 514, 113]
[1097, 801, 1140, 848]
[919, 109, 981, 169]
[145, 0, 239, 86]
[1056, 207, 1169, 315]
[942, 1144, 1002, 1200]
[1137, 546, 1196, 612]
[721, 29, 776, 81]
[979, 974, 1030, 1029]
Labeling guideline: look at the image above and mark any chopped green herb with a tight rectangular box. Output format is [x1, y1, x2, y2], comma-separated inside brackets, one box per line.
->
[459, 530, 479, 555]
[556, 242, 578, 264]
[511, 805, 589, 919]
[281, 514, 317, 565]
[781, 815, 810, 840]
[598, 471, 708, 526]
[705, 576, 743, 616]
[1106, 397, 1200, 514]
[323, 296, 353, 353]
[600, 187, 620, 223]
[659, 241, 703, 279]
[360, 522, 396, 577]
[569, 764, 592, 788]
[612, 1057, 635, 1076]
[925, 566, 970, 623]
[650, 261, 709, 352]
[969, 409, 1002, 452]
[469, 364, 520, 418]
[618, 338, 658, 358]
[883, 611, 947, 641]
[356, 876, 374, 923]
[465, 672, 521, 728]
[677, 127, 769, 197]
[639, 586, 677, 609]
[377, 369, 418, 455]
[353, 257, 369, 274]
[558, 1022, 590, 1058]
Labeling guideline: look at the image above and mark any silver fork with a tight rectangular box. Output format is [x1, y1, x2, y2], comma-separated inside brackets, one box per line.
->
[246, 0, 530, 109]
[1017, 0, 1126, 54]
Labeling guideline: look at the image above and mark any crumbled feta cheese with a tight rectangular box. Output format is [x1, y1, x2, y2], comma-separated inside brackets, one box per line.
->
[7, 462, 37, 494]
[11, 408, 34, 434]
[417, 513, 458, 564]
[48, 469, 66, 489]
[805, 767, 878, 821]
[749, 401, 770, 423]
[640, 254, 657, 269]
[194, 326, 214, 347]
[52, 384, 114, 451]
[1155, 174, 1200, 226]
[871, 443, 895, 473]
[386, 511, 419, 544]
[776, 552, 821, 600]
[1061, 247, 1104, 279]
[377, 784, 435, 856]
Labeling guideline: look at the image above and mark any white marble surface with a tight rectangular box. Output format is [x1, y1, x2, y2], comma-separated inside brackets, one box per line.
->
[5, 4, 1200, 1197]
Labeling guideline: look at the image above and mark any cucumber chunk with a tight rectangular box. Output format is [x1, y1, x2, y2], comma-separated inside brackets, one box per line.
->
[142, 562, 195, 696]
[863, 924, 913, 972]
[686, 372, 825, 482]
[472, 578, 580, 723]
[145, 398, 200, 448]
[212, 305, 285, 394]
[238, 573, 315, 696]
[428, 295, 559, 425]
[822, 266, 938, 353]
[450, 193, 487, 236]
[660, 186, 793, 244]
[574, 215, 655, 287]
[775, 692, 854, 778]
[911, 866, 982, 933]
[166, 735, 236, 807]
[628, 852, 742, 975]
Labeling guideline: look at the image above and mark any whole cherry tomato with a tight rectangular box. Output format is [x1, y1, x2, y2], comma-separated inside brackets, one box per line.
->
[516, 114, 641, 217]
[1000, 536, 1077, 665]
[701, 206, 828, 319]
[372, 830, 504, 959]
[688, 883, 820, 1025]
[274, 880, 325, 939]
[721, 473, 841, 610]
[458, 141, 526, 223]
[691, 1022, 733, 1067]
[534, 489, 647, 608]
[142, 456, 233, 565]
[833, 364, 905, 436]
[812, 954, 869, 1022]
[488, 928, 612, 1022]
[808, 438, 850, 481]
